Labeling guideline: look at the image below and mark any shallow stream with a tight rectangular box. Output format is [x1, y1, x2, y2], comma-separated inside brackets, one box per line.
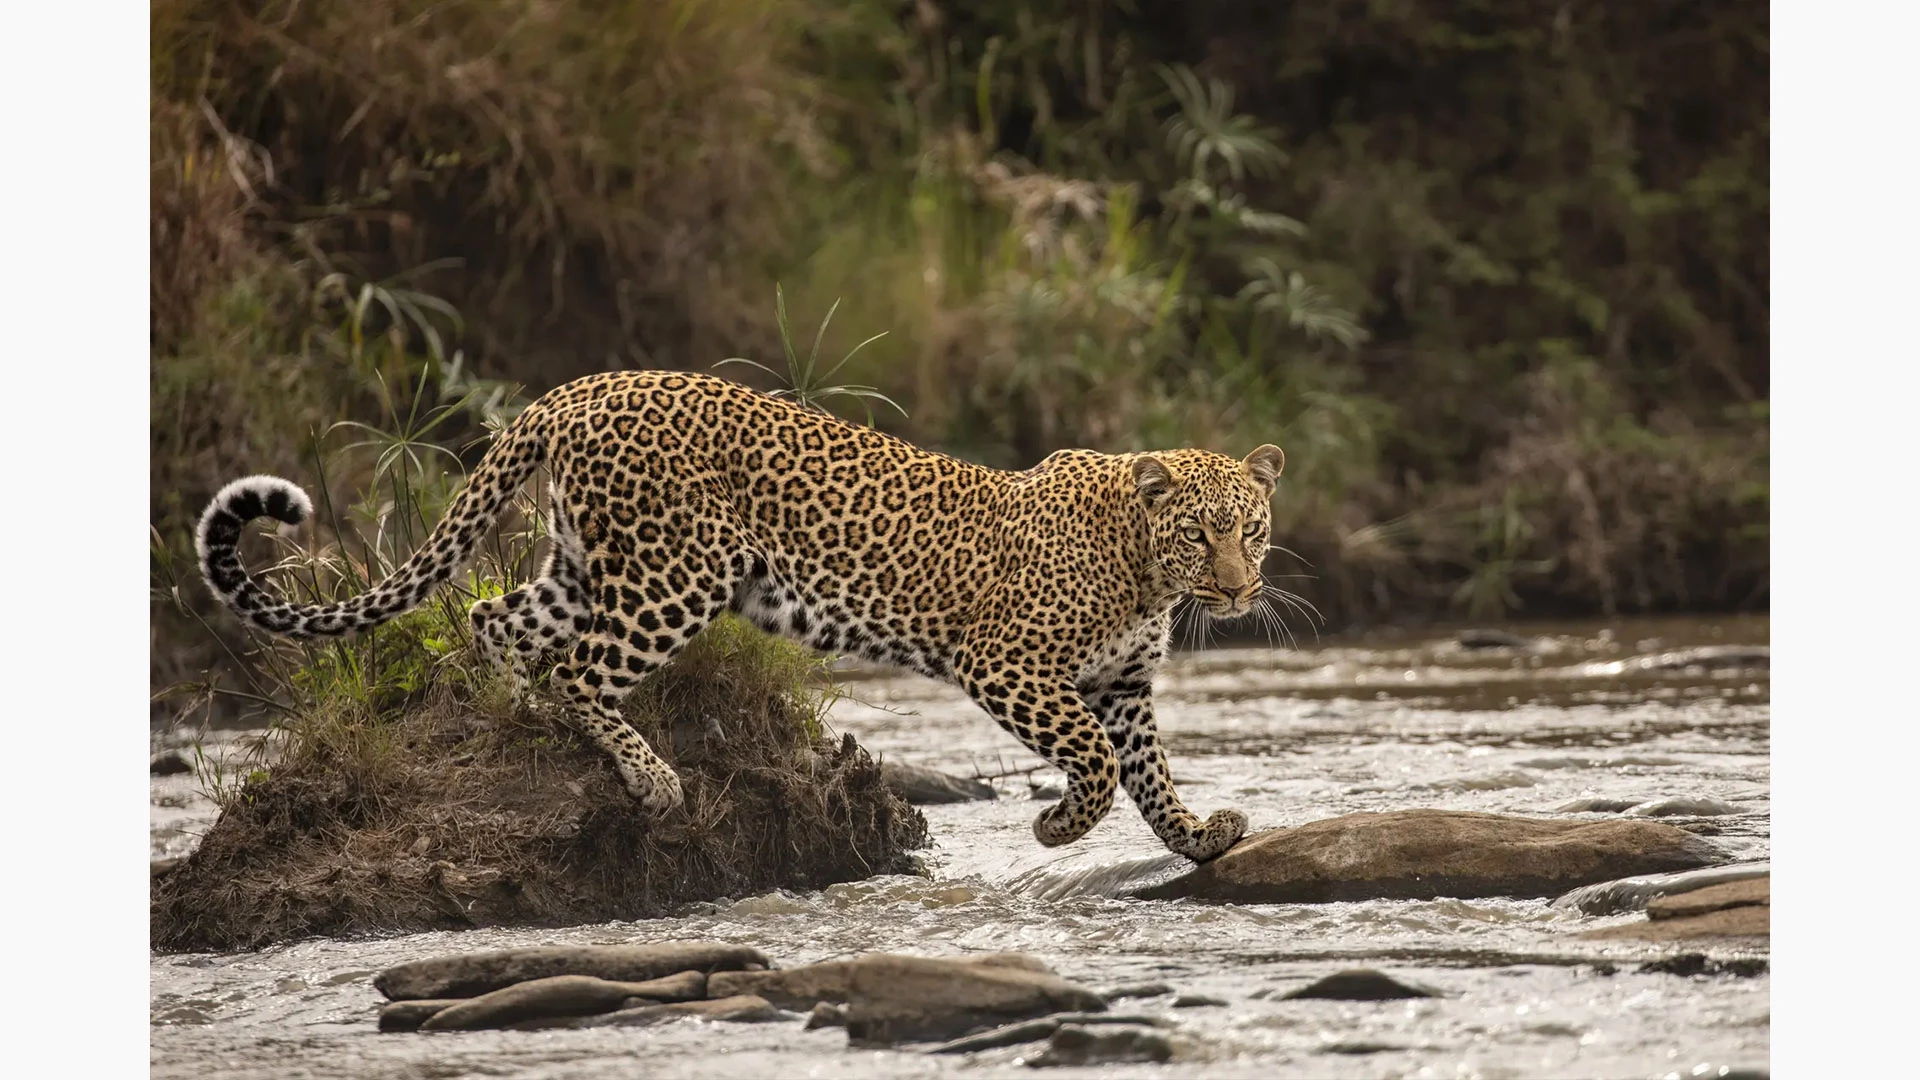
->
[152, 615, 1768, 1079]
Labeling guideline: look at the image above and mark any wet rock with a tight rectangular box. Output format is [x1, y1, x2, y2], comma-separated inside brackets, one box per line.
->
[1628, 645, 1769, 672]
[709, 951, 1071, 1011]
[377, 999, 463, 1033]
[417, 971, 710, 1031]
[967, 953, 1056, 974]
[1027, 1024, 1174, 1067]
[151, 856, 185, 880]
[1552, 863, 1769, 915]
[841, 959, 1107, 1044]
[1554, 797, 1644, 813]
[880, 760, 996, 804]
[1131, 810, 1723, 904]
[1281, 969, 1441, 1001]
[151, 750, 193, 776]
[1584, 904, 1769, 942]
[1172, 993, 1226, 1007]
[375, 942, 765, 1000]
[1625, 796, 1743, 817]
[719, 954, 1104, 1045]
[1456, 628, 1533, 649]
[927, 1013, 1166, 1055]
[1101, 981, 1174, 1002]
[710, 959, 858, 1007]
[1649, 878, 1768, 919]
[805, 1002, 848, 1030]
[1581, 878, 1768, 942]
[1322, 1040, 1410, 1055]
[1636, 954, 1769, 978]
[566, 993, 783, 1029]
[1028, 781, 1064, 801]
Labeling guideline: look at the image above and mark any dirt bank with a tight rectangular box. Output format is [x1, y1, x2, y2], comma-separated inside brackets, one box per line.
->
[152, 624, 928, 952]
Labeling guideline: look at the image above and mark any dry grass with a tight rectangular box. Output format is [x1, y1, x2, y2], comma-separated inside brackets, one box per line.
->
[152, 617, 927, 953]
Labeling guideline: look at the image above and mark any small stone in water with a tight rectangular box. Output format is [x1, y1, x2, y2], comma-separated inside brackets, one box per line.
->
[1456, 628, 1533, 649]
[805, 1002, 847, 1030]
[1101, 982, 1174, 1002]
[1281, 969, 1441, 1001]
[1026, 1024, 1174, 1067]
[1172, 993, 1226, 1007]
[1554, 797, 1644, 813]
[1625, 797, 1742, 818]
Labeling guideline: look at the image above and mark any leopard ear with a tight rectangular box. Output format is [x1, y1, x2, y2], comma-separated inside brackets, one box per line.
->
[1243, 444, 1285, 494]
[1132, 455, 1177, 510]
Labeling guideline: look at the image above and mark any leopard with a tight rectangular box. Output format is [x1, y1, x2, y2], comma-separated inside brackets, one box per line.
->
[196, 370, 1286, 862]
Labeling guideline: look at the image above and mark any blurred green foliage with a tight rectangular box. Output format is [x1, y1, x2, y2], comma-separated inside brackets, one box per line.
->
[152, 0, 1767, 699]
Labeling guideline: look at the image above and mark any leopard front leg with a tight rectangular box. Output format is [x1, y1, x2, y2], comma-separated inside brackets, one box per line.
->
[1084, 677, 1247, 861]
[957, 658, 1120, 848]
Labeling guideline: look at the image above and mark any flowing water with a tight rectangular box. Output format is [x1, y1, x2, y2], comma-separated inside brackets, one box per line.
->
[151, 615, 1769, 1079]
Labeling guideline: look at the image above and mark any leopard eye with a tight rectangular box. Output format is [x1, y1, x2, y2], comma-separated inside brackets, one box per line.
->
[1181, 526, 1206, 544]
[1242, 521, 1263, 537]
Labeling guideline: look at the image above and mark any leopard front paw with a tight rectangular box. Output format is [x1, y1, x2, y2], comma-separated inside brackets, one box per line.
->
[1032, 800, 1097, 848]
[1166, 808, 1248, 862]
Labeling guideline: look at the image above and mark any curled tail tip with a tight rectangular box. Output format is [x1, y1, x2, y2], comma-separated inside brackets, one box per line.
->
[196, 475, 314, 567]
[208, 474, 314, 527]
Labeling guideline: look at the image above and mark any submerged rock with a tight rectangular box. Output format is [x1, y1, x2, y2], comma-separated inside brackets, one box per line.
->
[1627, 646, 1769, 672]
[150, 750, 193, 776]
[1456, 628, 1534, 649]
[1281, 969, 1441, 1001]
[1101, 982, 1174, 1002]
[1027, 1024, 1174, 1067]
[927, 1013, 1168, 1055]
[1624, 796, 1743, 817]
[1554, 797, 1645, 813]
[1636, 953, 1769, 978]
[880, 760, 996, 804]
[1130, 810, 1723, 904]
[1552, 862, 1769, 915]
[417, 971, 710, 1031]
[376, 942, 763, 1001]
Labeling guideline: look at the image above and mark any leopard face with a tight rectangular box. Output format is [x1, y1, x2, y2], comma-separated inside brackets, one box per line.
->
[1133, 445, 1284, 618]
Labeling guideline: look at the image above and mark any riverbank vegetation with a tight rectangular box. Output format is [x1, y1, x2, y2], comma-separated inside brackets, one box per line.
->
[152, 0, 1767, 702]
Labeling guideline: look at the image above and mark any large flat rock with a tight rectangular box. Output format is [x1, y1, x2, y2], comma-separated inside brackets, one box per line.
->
[375, 941, 767, 1001]
[713, 953, 1105, 1044]
[1581, 878, 1770, 942]
[1552, 863, 1769, 916]
[1130, 810, 1723, 904]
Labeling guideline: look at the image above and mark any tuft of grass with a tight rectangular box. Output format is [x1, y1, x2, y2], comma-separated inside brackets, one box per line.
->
[715, 285, 905, 422]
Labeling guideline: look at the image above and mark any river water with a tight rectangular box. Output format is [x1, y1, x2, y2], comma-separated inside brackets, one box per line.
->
[151, 615, 1769, 1079]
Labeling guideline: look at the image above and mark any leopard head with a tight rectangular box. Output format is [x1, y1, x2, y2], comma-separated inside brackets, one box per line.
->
[1132, 445, 1284, 617]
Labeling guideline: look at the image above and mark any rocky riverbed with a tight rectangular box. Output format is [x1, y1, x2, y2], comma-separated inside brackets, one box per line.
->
[152, 614, 1769, 1078]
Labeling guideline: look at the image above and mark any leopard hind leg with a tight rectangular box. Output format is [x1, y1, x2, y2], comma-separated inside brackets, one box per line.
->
[467, 501, 591, 693]
[555, 538, 744, 814]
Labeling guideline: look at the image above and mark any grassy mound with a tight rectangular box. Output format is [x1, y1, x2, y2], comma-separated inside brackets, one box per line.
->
[152, 617, 928, 953]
